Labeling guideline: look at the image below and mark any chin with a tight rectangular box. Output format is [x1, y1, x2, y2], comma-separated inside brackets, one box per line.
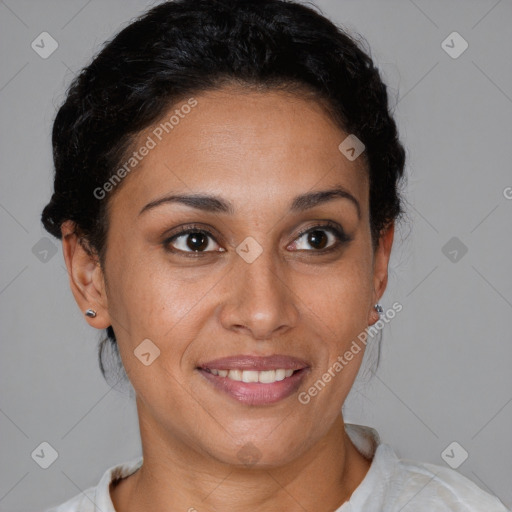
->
[200, 430, 314, 469]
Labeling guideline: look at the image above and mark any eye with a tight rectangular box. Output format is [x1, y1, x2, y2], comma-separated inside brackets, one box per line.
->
[163, 221, 351, 257]
[163, 225, 225, 256]
[289, 222, 351, 253]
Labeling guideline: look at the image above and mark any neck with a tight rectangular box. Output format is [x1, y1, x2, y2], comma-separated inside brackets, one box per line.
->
[111, 407, 371, 512]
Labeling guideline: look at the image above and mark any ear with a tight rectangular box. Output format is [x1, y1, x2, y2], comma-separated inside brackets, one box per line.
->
[61, 220, 111, 329]
[368, 222, 394, 325]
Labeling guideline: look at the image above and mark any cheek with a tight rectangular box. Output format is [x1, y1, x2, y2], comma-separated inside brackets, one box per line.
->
[301, 259, 373, 334]
[300, 262, 374, 393]
[105, 251, 217, 381]
[106, 246, 199, 334]
[108, 260, 199, 406]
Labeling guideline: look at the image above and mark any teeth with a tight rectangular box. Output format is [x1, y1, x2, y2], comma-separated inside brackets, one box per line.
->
[228, 369, 242, 381]
[207, 368, 297, 383]
[275, 369, 286, 381]
[242, 370, 259, 383]
[258, 370, 276, 383]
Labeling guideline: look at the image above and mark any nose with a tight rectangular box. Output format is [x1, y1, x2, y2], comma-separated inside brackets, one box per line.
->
[218, 246, 299, 340]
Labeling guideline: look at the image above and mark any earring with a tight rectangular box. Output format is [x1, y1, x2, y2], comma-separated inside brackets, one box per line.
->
[85, 308, 97, 318]
[374, 303, 383, 316]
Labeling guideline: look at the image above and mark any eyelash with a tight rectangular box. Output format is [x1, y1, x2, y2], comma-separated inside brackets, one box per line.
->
[162, 221, 352, 258]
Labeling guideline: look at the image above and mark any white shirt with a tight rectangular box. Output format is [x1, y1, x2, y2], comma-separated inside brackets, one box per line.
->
[44, 423, 509, 512]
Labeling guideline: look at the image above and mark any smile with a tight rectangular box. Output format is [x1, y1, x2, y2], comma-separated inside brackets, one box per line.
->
[197, 354, 310, 405]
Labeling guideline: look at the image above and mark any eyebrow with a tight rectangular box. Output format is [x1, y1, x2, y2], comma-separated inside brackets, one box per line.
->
[138, 186, 361, 219]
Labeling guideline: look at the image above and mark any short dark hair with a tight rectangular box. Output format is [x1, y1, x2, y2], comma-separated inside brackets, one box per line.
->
[41, 0, 407, 382]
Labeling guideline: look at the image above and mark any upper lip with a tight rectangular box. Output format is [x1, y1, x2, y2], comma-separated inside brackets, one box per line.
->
[198, 355, 310, 371]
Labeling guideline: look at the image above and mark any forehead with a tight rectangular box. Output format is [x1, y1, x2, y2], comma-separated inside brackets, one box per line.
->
[108, 86, 369, 216]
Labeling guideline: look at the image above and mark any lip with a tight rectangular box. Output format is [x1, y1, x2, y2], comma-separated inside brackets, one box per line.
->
[198, 354, 310, 371]
[198, 367, 309, 405]
[197, 355, 310, 406]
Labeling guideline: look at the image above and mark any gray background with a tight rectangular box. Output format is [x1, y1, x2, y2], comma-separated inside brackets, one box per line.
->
[1, 0, 511, 510]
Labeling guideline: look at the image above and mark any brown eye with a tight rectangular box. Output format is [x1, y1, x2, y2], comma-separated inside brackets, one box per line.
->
[293, 228, 336, 251]
[164, 228, 225, 255]
[182, 232, 209, 251]
[290, 222, 351, 253]
[305, 230, 329, 250]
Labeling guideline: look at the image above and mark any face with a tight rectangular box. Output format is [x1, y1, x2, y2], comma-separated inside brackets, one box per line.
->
[65, 85, 393, 467]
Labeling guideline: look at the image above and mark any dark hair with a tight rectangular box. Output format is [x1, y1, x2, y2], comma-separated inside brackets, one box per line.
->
[41, 0, 407, 382]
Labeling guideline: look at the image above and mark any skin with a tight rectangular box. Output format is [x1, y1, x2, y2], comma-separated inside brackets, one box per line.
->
[61, 84, 394, 511]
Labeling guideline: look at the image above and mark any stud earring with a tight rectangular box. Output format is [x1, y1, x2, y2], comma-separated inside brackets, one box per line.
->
[374, 303, 383, 315]
[85, 308, 97, 318]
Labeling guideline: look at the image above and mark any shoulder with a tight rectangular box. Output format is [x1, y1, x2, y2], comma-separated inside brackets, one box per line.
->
[376, 444, 509, 511]
[42, 457, 143, 512]
[343, 424, 509, 512]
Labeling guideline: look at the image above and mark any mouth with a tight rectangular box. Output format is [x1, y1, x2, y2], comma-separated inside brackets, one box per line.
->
[197, 355, 310, 405]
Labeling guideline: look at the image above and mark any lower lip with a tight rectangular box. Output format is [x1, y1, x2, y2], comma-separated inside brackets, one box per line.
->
[198, 368, 309, 405]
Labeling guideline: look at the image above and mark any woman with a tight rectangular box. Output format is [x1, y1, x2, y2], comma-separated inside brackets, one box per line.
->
[41, 0, 508, 510]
